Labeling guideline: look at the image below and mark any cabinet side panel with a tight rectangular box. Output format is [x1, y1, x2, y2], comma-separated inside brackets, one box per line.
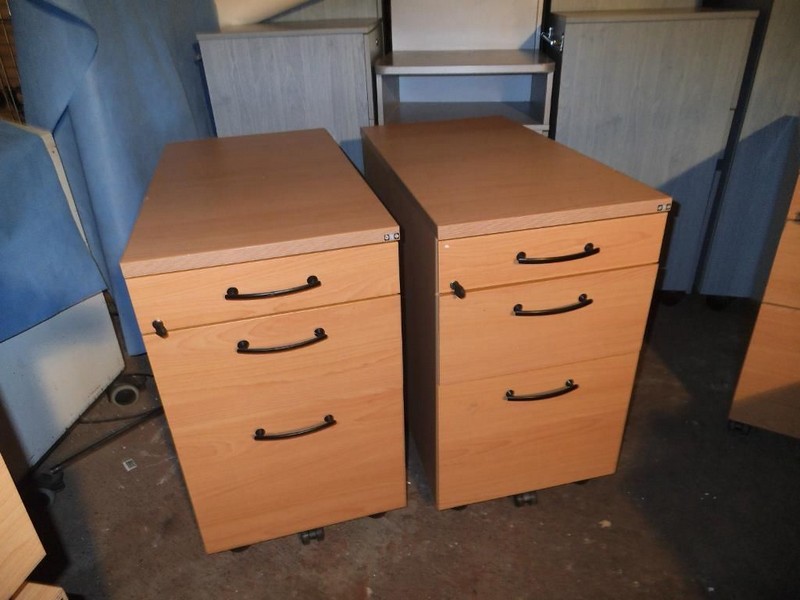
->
[363, 136, 440, 496]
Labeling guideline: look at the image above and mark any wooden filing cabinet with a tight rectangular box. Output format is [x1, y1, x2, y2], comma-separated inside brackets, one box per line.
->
[120, 130, 405, 552]
[729, 171, 800, 438]
[362, 117, 669, 509]
[1, 453, 68, 599]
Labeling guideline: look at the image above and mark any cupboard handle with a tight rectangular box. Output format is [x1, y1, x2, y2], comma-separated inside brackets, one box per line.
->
[254, 414, 336, 440]
[506, 380, 578, 401]
[237, 328, 327, 354]
[513, 294, 593, 316]
[225, 275, 321, 300]
[516, 243, 599, 264]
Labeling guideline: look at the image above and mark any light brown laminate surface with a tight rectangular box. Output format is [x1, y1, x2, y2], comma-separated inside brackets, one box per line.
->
[361, 117, 669, 239]
[730, 303, 800, 439]
[1, 455, 45, 600]
[143, 295, 404, 552]
[438, 264, 658, 385]
[438, 213, 665, 292]
[126, 243, 398, 332]
[121, 130, 398, 277]
[437, 353, 640, 508]
[762, 221, 800, 310]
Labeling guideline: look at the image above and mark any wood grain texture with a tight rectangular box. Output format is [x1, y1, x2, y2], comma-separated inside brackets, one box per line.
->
[0, 454, 45, 600]
[761, 221, 800, 309]
[361, 117, 669, 240]
[198, 22, 378, 153]
[730, 303, 800, 438]
[553, 9, 755, 291]
[437, 213, 665, 292]
[121, 130, 398, 277]
[363, 135, 441, 497]
[439, 264, 658, 384]
[143, 295, 404, 551]
[12, 583, 68, 600]
[126, 243, 398, 332]
[391, 0, 543, 51]
[437, 353, 640, 508]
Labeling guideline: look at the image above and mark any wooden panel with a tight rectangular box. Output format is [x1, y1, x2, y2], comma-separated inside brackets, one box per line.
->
[438, 264, 658, 384]
[121, 130, 398, 277]
[438, 213, 665, 292]
[730, 303, 800, 438]
[761, 221, 800, 309]
[12, 583, 68, 600]
[553, 10, 755, 291]
[391, 0, 543, 51]
[0, 455, 45, 600]
[362, 118, 668, 239]
[127, 243, 398, 332]
[363, 134, 441, 499]
[144, 296, 404, 551]
[437, 353, 640, 508]
[199, 26, 373, 142]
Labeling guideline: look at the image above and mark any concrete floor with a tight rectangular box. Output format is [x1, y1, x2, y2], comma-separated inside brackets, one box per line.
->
[22, 294, 800, 600]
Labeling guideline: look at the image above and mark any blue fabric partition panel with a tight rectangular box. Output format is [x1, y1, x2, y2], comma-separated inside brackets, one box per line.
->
[0, 122, 106, 342]
[12, 0, 218, 355]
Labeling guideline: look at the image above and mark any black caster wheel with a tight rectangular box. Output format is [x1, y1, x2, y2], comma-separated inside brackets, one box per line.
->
[728, 420, 751, 435]
[230, 545, 251, 553]
[34, 470, 65, 492]
[451, 505, 468, 511]
[512, 491, 538, 507]
[574, 479, 590, 486]
[299, 527, 325, 545]
[369, 512, 387, 519]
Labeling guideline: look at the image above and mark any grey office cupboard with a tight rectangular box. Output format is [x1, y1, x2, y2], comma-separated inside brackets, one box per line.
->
[198, 20, 382, 170]
[697, 0, 800, 299]
[547, 9, 756, 291]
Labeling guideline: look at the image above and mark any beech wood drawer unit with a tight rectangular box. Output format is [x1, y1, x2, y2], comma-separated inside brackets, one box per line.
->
[121, 130, 405, 552]
[362, 117, 669, 509]
[729, 171, 800, 438]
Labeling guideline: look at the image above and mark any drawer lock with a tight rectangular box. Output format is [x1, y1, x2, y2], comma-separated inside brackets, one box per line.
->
[513, 294, 593, 316]
[516, 243, 599, 264]
[237, 327, 327, 354]
[254, 414, 337, 441]
[506, 379, 578, 402]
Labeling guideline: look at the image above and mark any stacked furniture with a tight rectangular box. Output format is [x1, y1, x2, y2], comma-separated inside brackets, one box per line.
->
[363, 117, 669, 508]
[121, 130, 405, 551]
[729, 170, 800, 438]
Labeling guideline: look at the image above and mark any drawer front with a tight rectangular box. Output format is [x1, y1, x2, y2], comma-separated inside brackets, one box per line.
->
[437, 353, 640, 508]
[730, 303, 800, 439]
[127, 243, 398, 332]
[438, 213, 665, 293]
[143, 296, 405, 551]
[762, 221, 799, 309]
[439, 264, 658, 384]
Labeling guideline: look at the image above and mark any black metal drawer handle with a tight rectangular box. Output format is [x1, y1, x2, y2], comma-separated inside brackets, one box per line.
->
[225, 275, 321, 300]
[506, 380, 578, 402]
[513, 294, 592, 316]
[254, 414, 336, 441]
[237, 328, 327, 354]
[516, 243, 600, 264]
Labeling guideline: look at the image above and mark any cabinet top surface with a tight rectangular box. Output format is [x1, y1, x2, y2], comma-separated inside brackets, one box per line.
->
[121, 130, 397, 277]
[197, 18, 379, 41]
[362, 117, 669, 239]
[552, 8, 758, 24]
[375, 50, 555, 75]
